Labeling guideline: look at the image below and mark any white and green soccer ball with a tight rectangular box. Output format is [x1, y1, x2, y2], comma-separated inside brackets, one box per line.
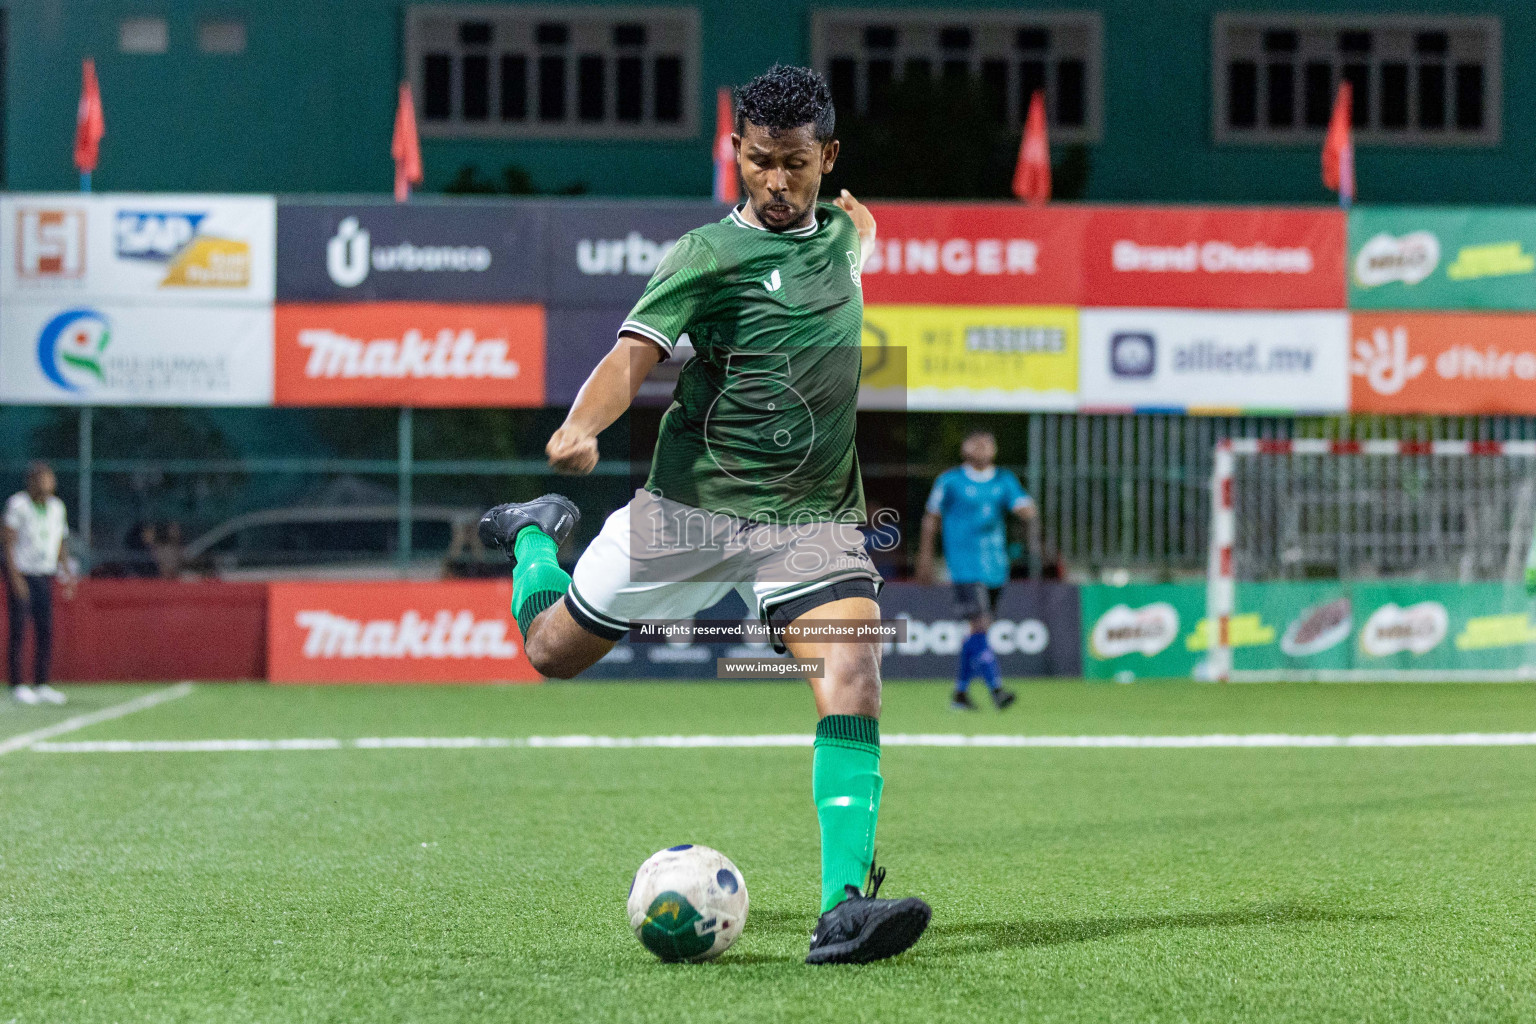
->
[627, 844, 749, 962]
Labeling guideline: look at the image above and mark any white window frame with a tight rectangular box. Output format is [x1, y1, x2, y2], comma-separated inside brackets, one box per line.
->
[810, 8, 1102, 143]
[405, 4, 700, 141]
[1212, 13, 1502, 147]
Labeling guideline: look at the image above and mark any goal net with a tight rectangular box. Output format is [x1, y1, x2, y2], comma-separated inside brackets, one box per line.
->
[1206, 438, 1536, 682]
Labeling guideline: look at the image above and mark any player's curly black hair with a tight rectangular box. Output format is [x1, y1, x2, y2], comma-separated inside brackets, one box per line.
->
[734, 64, 836, 141]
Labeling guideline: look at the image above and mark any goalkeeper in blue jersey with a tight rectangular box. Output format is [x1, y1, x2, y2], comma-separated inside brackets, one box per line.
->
[916, 431, 1036, 710]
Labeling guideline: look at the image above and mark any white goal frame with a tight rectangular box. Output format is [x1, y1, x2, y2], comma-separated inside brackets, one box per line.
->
[1207, 437, 1536, 682]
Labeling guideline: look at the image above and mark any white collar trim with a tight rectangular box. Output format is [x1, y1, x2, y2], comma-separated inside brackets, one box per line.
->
[961, 465, 997, 483]
[730, 206, 819, 236]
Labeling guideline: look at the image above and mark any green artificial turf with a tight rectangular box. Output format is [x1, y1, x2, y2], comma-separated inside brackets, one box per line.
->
[3, 680, 1536, 1022]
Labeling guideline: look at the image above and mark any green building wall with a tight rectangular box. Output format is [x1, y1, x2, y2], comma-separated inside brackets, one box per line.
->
[7, 0, 1536, 203]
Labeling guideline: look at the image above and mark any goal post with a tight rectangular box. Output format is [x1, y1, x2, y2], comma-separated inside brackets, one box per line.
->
[1206, 437, 1536, 682]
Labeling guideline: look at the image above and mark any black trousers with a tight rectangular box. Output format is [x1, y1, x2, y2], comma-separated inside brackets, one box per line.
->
[6, 575, 54, 687]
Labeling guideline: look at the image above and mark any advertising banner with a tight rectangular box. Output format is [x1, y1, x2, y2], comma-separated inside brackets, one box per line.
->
[546, 307, 693, 407]
[1081, 582, 1205, 679]
[1079, 309, 1349, 412]
[861, 304, 1078, 410]
[1083, 207, 1346, 309]
[273, 302, 545, 407]
[859, 203, 1086, 305]
[1350, 312, 1536, 414]
[1349, 207, 1536, 310]
[545, 200, 727, 307]
[275, 202, 543, 302]
[267, 580, 539, 683]
[0, 301, 274, 405]
[1, 194, 275, 303]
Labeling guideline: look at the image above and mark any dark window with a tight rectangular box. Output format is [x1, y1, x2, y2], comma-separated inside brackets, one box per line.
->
[1417, 63, 1445, 129]
[459, 21, 491, 46]
[1415, 31, 1448, 55]
[578, 54, 605, 121]
[1380, 62, 1408, 128]
[1455, 64, 1484, 129]
[904, 58, 932, 82]
[615, 55, 643, 121]
[1266, 62, 1294, 127]
[1227, 60, 1258, 128]
[981, 59, 1008, 121]
[424, 53, 452, 119]
[613, 23, 645, 47]
[867, 58, 894, 117]
[1343, 62, 1369, 125]
[1019, 59, 1046, 115]
[942, 59, 968, 82]
[1015, 27, 1049, 50]
[1263, 29, 1297, 53]
[939, 26, 972, 50]
[654, 56, 681, 121]
[539, 54, 566, 120]
[1339, 30, 1371, 53]
[864, 25, 896, 49]
[462, 53, 489, 119]
[829, 57, 857, 113]
[500, 55, 527, 120]
[1056, 59, 1085, 126]
[536, 22, 568, 46]
[1303, 62, 1332, 126]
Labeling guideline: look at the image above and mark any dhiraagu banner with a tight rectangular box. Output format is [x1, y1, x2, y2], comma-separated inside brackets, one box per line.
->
[1349, 207, 1536, 310]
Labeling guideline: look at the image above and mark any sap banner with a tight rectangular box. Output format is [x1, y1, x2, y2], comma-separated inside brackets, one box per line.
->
[545, 200, 728, 307]
[275, 202, 543, 302]
[267, 580, 539, 683]
[1, 194, 275, 303]
[1079, 309, 1349, 413]
[0, 301, 274, 405]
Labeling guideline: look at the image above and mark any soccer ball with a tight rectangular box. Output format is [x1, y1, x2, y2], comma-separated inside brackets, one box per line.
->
[627, 844, 749, 962]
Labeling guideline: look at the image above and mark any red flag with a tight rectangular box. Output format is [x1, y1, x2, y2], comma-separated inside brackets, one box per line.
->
[73, 58, 105, 176]
[712, 87, 739, 204]
[1012, 90, 1050, 204]
[392, 81, 423, 203]
[1322, 82, 1355, 207]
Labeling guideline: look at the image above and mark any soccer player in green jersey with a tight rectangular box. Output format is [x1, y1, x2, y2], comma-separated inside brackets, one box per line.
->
[479, 65, 931, 964]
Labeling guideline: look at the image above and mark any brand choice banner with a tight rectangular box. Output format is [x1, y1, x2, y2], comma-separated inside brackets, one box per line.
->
[267, 581, 539, 683]
[1083, 207, 1346, 309]
[0, 301, 274, 405]
[859, 204, 1088, 306]
[275, 202, 542, 302]
[1350, 312, 1536, 414]
[861, 304, 1078, 410]
[545, 200, 727, 307]
[1349, 207, 1536, 310]
[1079, 309, 1349, 412]
[273, 302, 546, 407]
[1, 194, 275, 303]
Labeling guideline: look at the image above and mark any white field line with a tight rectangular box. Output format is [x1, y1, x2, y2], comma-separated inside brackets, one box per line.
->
[26, 729, 1536, 754]
[0, 683, 195, 756]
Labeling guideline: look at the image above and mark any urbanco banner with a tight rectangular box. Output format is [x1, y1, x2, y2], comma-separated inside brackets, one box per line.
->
[544, 200, 728, 307]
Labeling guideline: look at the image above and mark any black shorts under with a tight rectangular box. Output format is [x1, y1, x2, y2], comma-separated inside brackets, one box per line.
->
[952, 583, 1004, 619]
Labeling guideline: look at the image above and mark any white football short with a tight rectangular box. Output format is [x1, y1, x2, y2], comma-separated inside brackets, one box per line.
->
[565, 490, 882, 641]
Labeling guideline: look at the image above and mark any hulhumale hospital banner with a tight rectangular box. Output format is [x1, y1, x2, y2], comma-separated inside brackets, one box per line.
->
[1349, 207, 1536, 310]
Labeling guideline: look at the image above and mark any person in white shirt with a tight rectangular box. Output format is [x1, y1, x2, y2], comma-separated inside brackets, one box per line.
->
[3, 462, 75, 705]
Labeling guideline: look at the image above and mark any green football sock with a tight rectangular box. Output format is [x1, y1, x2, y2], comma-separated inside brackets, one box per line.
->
[511, 527, 571, 637]
[813, 714, 883, 913]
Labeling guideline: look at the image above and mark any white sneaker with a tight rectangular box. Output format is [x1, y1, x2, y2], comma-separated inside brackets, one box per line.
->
[11, 684, 39, 705]
[33, 684, 66, 705]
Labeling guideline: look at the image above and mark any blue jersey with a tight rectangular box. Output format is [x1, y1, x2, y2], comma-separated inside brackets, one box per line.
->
[926, 466, 1032, 586]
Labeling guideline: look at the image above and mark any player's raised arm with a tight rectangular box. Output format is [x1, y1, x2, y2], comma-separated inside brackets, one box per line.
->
[546, 335, 663, 475]
[834, 189, 877, 269]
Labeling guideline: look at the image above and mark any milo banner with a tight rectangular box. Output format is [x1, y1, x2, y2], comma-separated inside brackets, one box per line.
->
[1084, 581, 1536, 680]
[1349, 207, 1536, 310]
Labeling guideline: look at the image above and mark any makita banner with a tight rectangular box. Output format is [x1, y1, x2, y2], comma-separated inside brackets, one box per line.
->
[275, 202, 543, 302]
[859, 203, 1086, 305]
[1083, 207, 1346, 309]
[273, 302, 545, 406]
[267, 581, 538, 683]
[544, 200, 727, 307]
[1, 194, 275, 304]
[579, 583, 1081, 680]
[1349, 207, 1536, 310]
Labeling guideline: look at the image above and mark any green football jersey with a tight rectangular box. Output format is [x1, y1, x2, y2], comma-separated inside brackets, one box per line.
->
[621, 203, 866, 523]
